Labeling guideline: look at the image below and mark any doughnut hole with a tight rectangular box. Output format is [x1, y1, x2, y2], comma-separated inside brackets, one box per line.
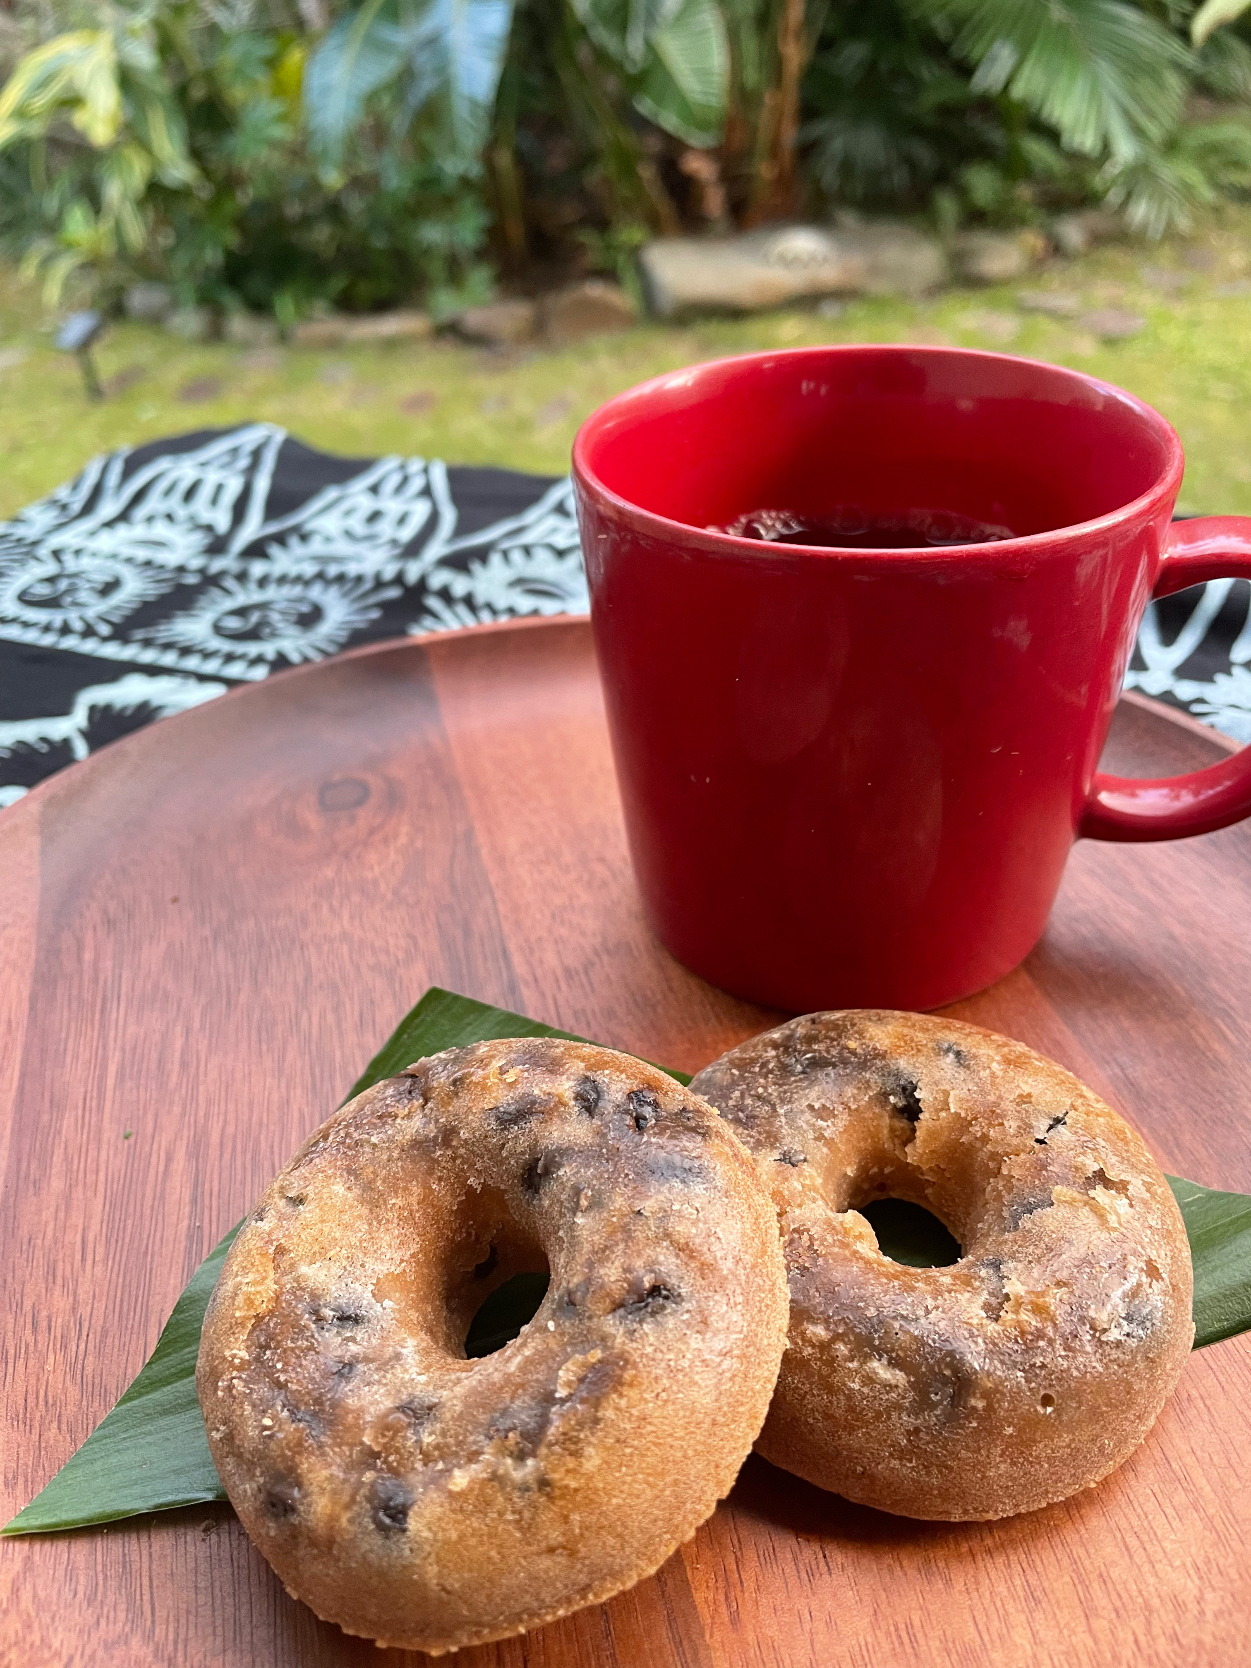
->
[789, 1082, 970, 1261]
[431, 1184, 551, 1357]
[857, 1198, 961, 1269]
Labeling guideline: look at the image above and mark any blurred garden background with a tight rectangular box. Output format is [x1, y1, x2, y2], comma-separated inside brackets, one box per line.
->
[3, 0, 1251, 516]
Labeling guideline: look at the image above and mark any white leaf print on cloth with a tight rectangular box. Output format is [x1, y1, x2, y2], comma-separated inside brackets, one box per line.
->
[1124, 578, 1251, 737]
[418, 477, 588, 627]
[2, 425, 286, 578]
[1152, 666, 1251, 743]
[0, 550, 178, 639]
[136, 571, 401, 677]
[0, 671, 227, 805]
[251, 457, 457, 585]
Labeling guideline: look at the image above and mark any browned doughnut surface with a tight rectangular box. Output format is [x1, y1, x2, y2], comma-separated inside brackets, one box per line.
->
[690, 1011, 1194, 1521]
[197, 1038, 788, 1653]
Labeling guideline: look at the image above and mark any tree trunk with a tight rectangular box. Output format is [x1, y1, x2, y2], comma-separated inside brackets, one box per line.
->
[747, 0, 807, 224]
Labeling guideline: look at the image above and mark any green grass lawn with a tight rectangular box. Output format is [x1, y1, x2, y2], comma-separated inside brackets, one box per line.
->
[4, 209, 1251, 519]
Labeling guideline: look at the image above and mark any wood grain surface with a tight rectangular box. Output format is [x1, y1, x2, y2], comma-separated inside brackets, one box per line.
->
[1, 616, 1248, 1668]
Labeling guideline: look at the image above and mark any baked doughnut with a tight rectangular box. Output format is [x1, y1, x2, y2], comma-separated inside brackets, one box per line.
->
[197, 1038, 788, 1652]
[689, 1011, 1193, 1521]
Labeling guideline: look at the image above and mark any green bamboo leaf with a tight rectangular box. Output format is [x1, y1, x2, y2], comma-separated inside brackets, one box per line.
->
[343, 984, 588, 1100]
[860, 1198, 961, 1268]
[1191, 0, 1251, 48]
[1168, 1175, 1251, 1348]
[2, 1225, 238, 1536]
[3, 990, 1243, 1537]
[3, 990, 688, 1535]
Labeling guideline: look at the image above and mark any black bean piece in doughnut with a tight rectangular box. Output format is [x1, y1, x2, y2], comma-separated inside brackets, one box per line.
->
[197, 1038, 788, 1654]
[690, 1010, 1194, 1522]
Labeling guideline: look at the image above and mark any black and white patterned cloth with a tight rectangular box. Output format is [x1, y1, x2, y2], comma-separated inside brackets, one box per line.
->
[1, 424, 1248, 808]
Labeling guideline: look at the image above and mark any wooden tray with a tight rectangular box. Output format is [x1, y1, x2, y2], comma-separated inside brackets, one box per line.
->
[2, 616, 1248, 1668]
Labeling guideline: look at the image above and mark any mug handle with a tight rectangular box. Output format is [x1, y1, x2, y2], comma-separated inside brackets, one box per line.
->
[1082, 517, 1251, 841]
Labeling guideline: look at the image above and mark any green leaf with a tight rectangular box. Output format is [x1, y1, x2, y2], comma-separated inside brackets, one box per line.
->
[303, 0, 407, 165]
[3, 990, 1242, 1537]
[125, 76, 200, 189]
[465, 1271, 551, 1356]
[396, 0, 517, 159]
[2, 1225, 238, 1536]
[344, 985, 689, 1102]
[1168, 1175, 1251, 1348]
[571, 0, 728, 146]
[342, 984, 589, 1101]
[930, 0, 1192, 161]
[634, 0, 729, 147]
[1191, 0, 1251, 48]
[304, 0, 515, 166]
[0, 29, 122, 151]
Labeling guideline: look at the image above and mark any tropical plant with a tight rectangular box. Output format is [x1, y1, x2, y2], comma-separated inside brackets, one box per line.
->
[2, 0, 1251, 319]
[803, 0, 1251, 234]
[0, 0, 498, 313]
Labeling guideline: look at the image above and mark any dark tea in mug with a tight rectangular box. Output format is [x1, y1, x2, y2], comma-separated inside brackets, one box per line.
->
[715, 506, 1015, 548]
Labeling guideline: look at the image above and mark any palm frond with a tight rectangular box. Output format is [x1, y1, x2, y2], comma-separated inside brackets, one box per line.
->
[1100, 119, 1251, 235]
[929, 0, 1192, 160]
[1195, 27, 1251, 98]
[303, 0, 406, 163]
[395, 0, 517, 158]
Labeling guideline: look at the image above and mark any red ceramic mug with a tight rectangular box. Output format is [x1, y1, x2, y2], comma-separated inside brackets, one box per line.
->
[572, 345, 1251, 1012]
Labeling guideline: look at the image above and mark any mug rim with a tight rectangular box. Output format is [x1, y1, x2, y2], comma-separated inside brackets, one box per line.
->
[571, 343, 1186, 560]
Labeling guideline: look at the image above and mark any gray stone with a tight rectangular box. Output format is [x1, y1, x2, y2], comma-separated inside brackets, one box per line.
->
[124, 282, 174, 323]
[1076, 308, 1145, 341]
[638, 222, 945, 317]
[223, 310, 277, 346]
[541, 279, 636, 342]
[291, 317, 349, 347]
[1051, 209, 1121, 258]
[291, 309, 433, 347]
[952, 231, 1041, 285]
[163, 305, 215, 342]
[841, 222, 948, 297]
[640, 226, 866, 316]
[343, 309, 432, 343]
[1016, 289, 1081, 317]
[455, 299, 537, 346]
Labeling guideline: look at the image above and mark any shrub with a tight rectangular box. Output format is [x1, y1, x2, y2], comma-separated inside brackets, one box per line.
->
[1, 0, 1250, 317]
